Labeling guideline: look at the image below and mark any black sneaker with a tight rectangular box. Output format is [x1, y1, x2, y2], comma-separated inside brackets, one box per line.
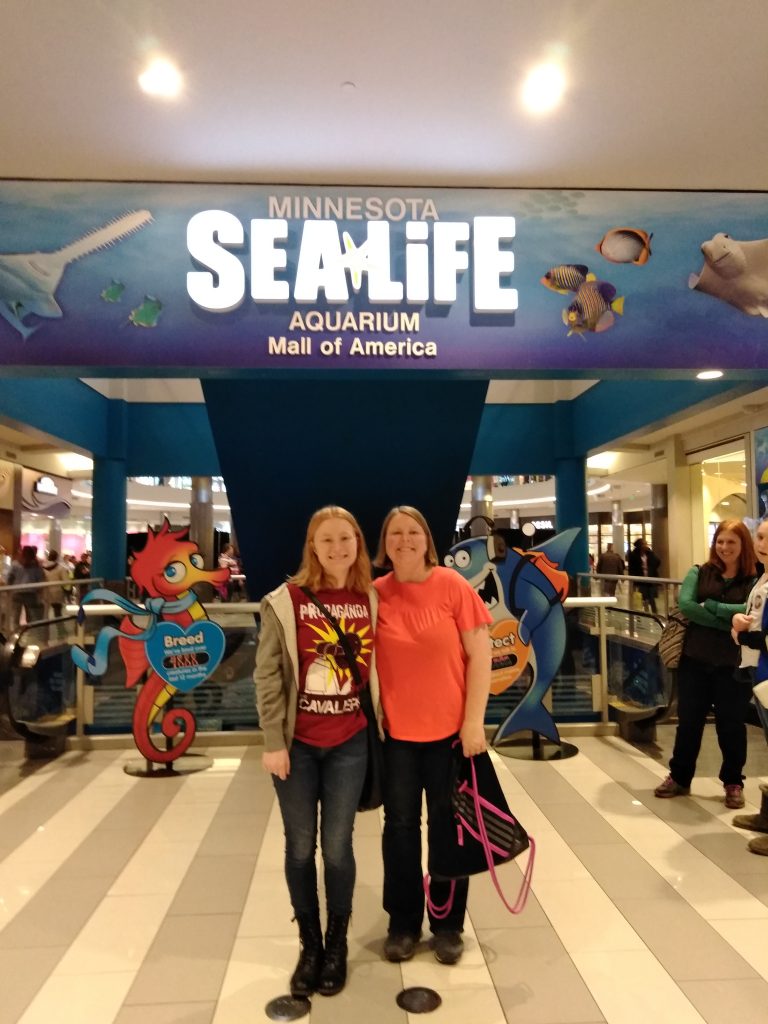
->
[432, 930, 464, 965]
[383, 932, 419, 962]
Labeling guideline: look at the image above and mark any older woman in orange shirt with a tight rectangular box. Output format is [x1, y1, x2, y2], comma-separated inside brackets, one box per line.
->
[373, 506, 491, 967]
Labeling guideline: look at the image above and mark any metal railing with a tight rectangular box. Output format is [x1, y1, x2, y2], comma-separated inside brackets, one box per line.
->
[1, 591, 674, 756]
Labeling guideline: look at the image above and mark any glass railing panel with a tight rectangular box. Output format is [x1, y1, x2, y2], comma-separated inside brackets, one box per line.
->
[6, 618, 78, 729]
[74, 604, 260, 736]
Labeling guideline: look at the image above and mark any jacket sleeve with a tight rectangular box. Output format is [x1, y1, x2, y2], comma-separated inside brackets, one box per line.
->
[254, 600, 291, 752]
[703, 596, 750, 623]
[678, 566, 725, 629]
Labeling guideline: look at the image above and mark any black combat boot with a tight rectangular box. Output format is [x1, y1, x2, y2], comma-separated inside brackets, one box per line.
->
[318, 911, 350, 996]
[290, 912, 324, 998]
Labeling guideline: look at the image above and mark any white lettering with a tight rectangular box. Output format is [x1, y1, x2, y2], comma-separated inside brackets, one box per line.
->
[473, 216, 518, 312]
[250, 219, 289, 302]
[433, 222, 470, 303]
[186, 210, 245, 312]
[293, 221, 349, 302]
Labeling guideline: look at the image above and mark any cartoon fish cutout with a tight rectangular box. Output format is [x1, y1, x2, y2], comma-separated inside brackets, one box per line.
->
[129, 295, 162, 328]
[596, 227, 652, 265]
[100, 279, 125, 302]
[445, 528, 580, 744]
[563, 279, 624, 336]
[689, 232, 768, 317]
[540, 264, 589, 294]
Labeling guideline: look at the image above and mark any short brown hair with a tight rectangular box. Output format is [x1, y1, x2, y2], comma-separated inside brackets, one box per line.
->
[708, 518, 756, 579]
[290, 506, 372, 592]
[374, 505, 439, 569]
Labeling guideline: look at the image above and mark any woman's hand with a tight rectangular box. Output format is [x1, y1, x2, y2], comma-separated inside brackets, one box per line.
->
[262, 748, 290, 780]
[732, 613, 751, 633]
[460, 720, 487, 758]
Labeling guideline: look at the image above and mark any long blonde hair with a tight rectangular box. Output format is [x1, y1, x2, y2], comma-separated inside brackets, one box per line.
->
[374, 505, 439, 569]
[290, 506, 372, 592]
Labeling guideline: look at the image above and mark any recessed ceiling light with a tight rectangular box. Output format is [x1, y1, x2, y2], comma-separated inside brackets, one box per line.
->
[696, 369, 724, 380]
[521, 62, 566, 115]
[138, 57, 183, 99]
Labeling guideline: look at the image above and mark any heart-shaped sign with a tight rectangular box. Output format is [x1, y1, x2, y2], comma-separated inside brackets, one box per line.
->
[146, 620, 226, 692]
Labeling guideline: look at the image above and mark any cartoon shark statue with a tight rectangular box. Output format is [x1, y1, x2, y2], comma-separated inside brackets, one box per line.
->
[0, 209, 153, 339]
[445, 527, 580, 744]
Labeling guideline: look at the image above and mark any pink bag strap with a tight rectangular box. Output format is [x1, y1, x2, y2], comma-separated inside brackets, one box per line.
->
[423, 753, 536, 917]
[467, 755, 535, 914]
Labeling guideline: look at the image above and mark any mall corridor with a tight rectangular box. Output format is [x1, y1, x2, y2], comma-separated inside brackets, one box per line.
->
[2, 731, 768, 1024]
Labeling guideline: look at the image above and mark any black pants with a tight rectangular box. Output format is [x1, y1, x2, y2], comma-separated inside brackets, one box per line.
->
[382, 733, 468, 936]
[669, 655, 753, 787]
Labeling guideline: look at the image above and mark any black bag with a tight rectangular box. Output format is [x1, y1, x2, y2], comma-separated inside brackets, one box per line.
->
[658, 608, 688, 669]
[426, 746, 534, 915]
[300, 587, 384, 811]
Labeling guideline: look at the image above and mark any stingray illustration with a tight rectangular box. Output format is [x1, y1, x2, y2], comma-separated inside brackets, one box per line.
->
[688, 232, 768, 317]
[0, 209, 153, 338]
[445, 527, 579, 744]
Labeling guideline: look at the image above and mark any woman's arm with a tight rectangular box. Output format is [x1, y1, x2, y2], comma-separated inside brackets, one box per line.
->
[459, 624, 491, 757]
[254, 602, 291, 765]
[678, 566, 726, 628]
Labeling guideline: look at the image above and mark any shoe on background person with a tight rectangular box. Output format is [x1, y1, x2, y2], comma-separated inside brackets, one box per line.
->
[654, 775, 690, 798]
[724, 784, 745, 809]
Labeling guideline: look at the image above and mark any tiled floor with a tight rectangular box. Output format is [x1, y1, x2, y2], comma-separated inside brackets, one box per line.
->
[2, 727, 768, 1024]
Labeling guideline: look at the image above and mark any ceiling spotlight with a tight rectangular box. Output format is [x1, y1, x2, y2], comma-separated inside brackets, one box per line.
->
[696, 369, 724, 380]
[138, 57, 183, 99]
[521, 62, 566, 115]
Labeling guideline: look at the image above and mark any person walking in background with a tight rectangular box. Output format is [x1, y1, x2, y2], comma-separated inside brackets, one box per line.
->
[254, 506, 379, 998]
[654, 519, 756, 808]
[7, 545, 45, 628]
[596, 543, 625, 597]
[627, 537, 661, 612]
[373, 505, 491, 967]
[42, 549, 71, 617]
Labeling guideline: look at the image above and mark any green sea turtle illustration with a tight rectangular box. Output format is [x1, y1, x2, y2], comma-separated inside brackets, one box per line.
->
[101, 280, 125, 302]
[129, 295, 162, 328]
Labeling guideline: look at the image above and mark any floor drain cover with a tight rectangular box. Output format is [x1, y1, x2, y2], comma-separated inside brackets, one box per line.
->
[265, 994, 311, 1021]
[396, 986, 442, 1013]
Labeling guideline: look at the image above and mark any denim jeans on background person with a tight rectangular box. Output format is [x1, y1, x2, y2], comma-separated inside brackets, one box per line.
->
[670, 655, 754, 787]
[273, 728, 366, 917]
[382, 732, 468, 936]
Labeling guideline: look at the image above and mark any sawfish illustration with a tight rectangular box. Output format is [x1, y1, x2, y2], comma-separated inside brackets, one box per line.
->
[0, 209, 153, 338]
[445, 527, 579, 744]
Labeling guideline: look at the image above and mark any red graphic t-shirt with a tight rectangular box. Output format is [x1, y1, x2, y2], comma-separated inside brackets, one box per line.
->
[288, 583, 371, 747]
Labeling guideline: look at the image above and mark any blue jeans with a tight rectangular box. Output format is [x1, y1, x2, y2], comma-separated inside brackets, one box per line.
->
[382, 733, 468, 936]
[273, 728, 366, 917]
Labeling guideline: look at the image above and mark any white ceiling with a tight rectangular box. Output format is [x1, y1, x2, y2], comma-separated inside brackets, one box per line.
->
[3, 0, 767, 191]
[2, 0, 767, 505]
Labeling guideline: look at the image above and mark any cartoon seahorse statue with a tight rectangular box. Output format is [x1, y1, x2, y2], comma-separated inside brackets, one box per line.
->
[72, 521, 230, 764]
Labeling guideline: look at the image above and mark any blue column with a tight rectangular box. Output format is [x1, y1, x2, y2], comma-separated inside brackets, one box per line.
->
[91, 399, 128, 583]
[555, 456, 589, 576]
[91, 458, 127, 582]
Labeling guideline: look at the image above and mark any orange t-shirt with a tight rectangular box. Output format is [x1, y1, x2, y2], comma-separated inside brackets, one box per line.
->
[373, 566, 492, 742]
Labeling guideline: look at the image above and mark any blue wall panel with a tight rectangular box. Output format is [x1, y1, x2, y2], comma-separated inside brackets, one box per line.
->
[203, 378, 488, 597]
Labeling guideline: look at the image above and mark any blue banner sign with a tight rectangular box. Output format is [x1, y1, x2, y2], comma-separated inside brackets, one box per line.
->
[0, 181, 766, 372]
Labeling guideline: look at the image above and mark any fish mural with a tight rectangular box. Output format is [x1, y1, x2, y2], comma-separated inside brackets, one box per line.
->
[562, 277, 624, 336]
[596, 227, 653, 265]
[688, 232, 768, 316]
[129, 295, 162, 328]
[0, 210, 152, 339]
[540, 264, 590, 294]
[71, 520, 230, 764]
[445, 527, 579, 744]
